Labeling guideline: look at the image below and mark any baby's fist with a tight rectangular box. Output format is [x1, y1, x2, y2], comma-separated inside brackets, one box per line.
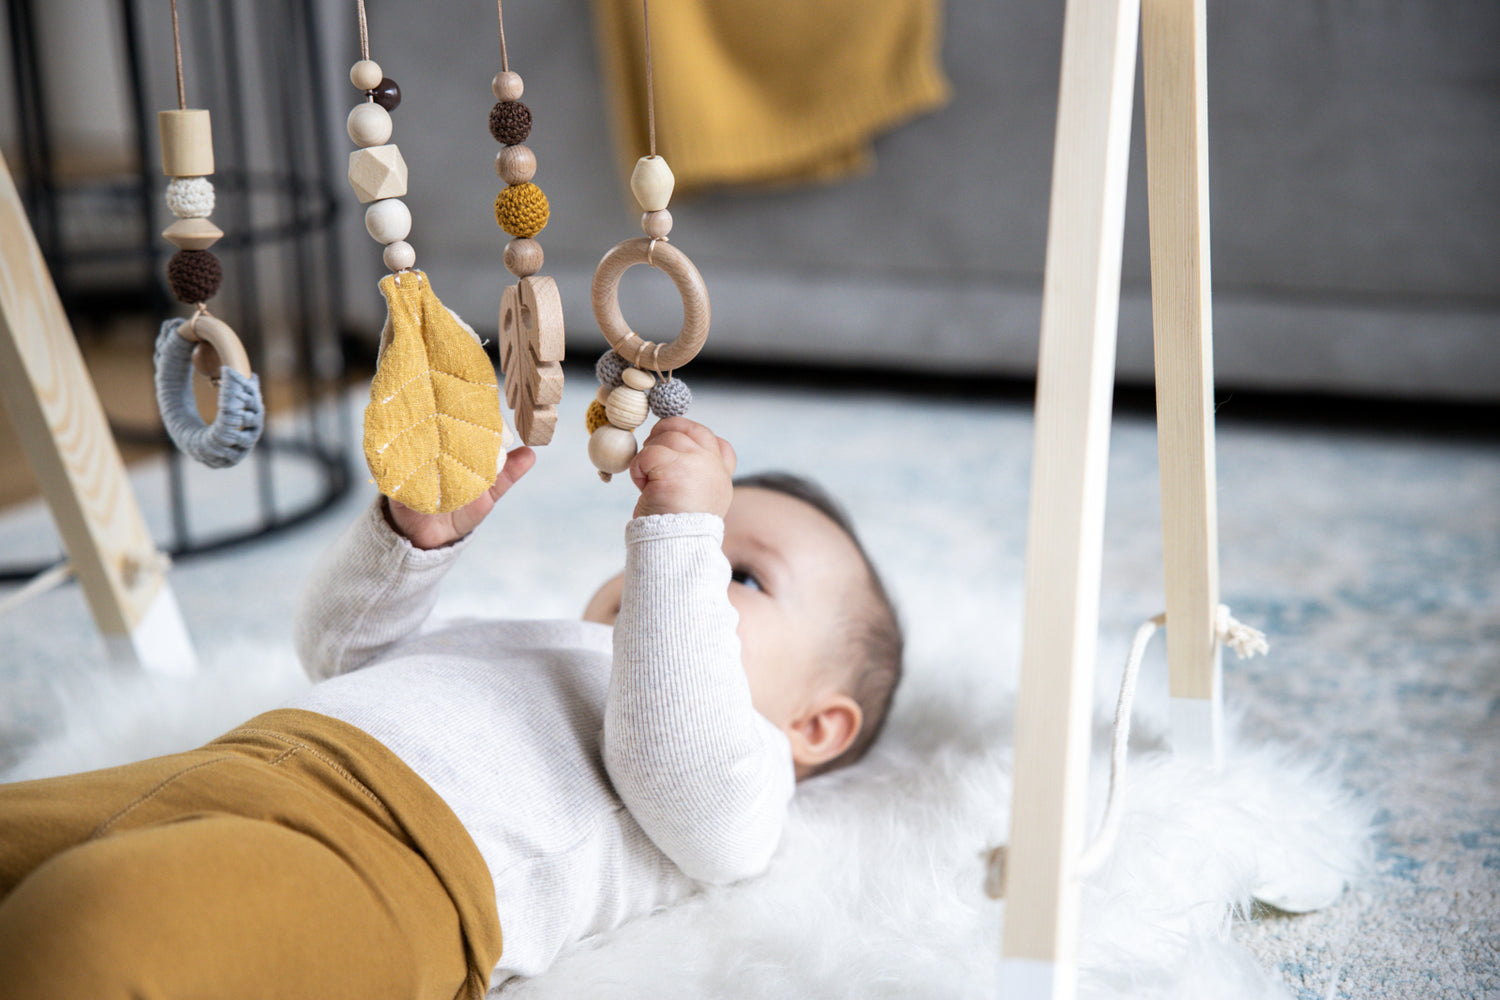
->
[630, 418, 736, 518]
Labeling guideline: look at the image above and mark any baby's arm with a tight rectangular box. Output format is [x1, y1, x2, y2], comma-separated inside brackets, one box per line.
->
[294, 448, 535, 679]
[604, 420, 796, 884]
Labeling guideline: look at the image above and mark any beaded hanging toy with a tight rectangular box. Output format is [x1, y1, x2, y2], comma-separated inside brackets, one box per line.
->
[151, 0, 264, 468]
[492, 0, 565, 446]
[350, 0, 511, 515]
[586, 0, 709, 483]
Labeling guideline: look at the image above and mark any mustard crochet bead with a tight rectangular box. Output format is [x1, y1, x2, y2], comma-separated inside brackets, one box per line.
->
[585, 399, 609, 435]
[494, 182, 550, 239]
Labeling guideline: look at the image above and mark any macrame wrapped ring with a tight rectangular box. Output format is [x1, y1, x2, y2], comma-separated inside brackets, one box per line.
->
[153, 317, 264, 468]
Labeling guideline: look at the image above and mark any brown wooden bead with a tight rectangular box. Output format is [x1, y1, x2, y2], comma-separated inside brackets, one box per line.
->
[504, 238, 543, 278]
[369, 77, 401, 111]
[641, 209, 673, 239]
[495, 144, 536, 185]
[488, 101, 532, 145]
[492, 71, 524, 102]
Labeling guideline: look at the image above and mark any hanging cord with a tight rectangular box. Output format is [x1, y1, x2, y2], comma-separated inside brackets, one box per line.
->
[1075, 604, 1268, 875]
[356, 0, 369, 62]
[642, 0, 656, 156]
[169, 0, 186, 109]
[0, 561, 74, 619]
[496, 0, 509, 72]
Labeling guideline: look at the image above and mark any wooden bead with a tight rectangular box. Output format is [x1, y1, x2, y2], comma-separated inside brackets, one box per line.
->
[347, 103, 393, 147]
[495, 144, 536, 185]
[158, 109, 214, 177]
[621, 367, 655, 391]
[348, 144, 408, 203]
[595, 384, 612, 405]
[504, 238, 543, 278]
[606, 385, 649, 430]
[588, 425, 637, 476]
[630, 155, 674, 212]
[369, 77, 401, 111]
[382, 240, 416, 272]
[364, 198, 411, 244]
[492, 71, 524, 102]
[641, 209, 673, 239]
[162, 216, 223, 251]
[350, 60, 383, 91]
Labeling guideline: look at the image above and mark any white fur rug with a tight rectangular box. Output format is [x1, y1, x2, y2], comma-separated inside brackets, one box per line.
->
[0, 379, 1374, 997]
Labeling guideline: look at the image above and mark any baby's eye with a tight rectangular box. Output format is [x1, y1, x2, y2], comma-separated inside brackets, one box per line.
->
[730, 567, 763, 592]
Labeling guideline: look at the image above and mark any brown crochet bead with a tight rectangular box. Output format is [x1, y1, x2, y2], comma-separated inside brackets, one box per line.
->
[488, 101, 532, 145]
[166, 249, 223, 304]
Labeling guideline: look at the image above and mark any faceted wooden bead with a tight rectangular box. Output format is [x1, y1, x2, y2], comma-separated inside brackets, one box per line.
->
[166, 249, 222, 304]
[369, 77, 401, 111]
[621, 367, 656, 391]
[350, 59, 383, 91]
[382, 240, 416, 272]
[158, 109, 214, 177]
[364, 198, 412, 244]
[493, 71, 524, 102]
[347, 103, 393, 147]
[488, 101, 532, 145]
[641, 209, 673, 239]
[348, 144, 408, 203]
[162, 216, 223, 251]
[495, 144, 536, 185]
[588, 425, 637, 477]
[493, 182, 549, 238]
[606, 385, 649, 430]
[503, 238, 543, 278]
[630, 155, 674, 212]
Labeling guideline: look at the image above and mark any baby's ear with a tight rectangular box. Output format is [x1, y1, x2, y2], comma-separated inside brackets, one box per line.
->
[787, 694, 862, 776]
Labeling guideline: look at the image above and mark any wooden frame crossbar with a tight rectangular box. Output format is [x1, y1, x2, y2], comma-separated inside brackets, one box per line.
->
[1000, 0, 1221, 994]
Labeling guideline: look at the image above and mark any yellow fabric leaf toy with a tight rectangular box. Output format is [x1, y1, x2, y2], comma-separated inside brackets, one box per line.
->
[363, 271, 506, 514]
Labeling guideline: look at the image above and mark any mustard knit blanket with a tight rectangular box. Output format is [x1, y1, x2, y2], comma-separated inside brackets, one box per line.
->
[593, 0, 951, 191]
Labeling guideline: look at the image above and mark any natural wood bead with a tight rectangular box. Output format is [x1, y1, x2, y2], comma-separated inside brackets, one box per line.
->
[495, 144, 536, 185]
[364, 198, 411, 244]
[621, 367, 655, 391]
[595, 384, 612, 405]
[588, 425, 637, 476]
[504, 238, 543, 278]
[350, 59, 383, 91]
[382, 240, 416, 272]
[158, 109, 214, 177]
[162, 216, 223, 251]
[630, 155, 674, 212]
[347, 103, 393, 147]
[191, 341, 222, 382]
[348, 143, 408, 203]
[641, 209, 672, 239]
[492, 71, 524, 102]
[605, 385, 649, 430]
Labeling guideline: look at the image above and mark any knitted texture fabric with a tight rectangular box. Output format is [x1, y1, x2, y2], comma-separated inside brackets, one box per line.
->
[153, 318, 264, 468]
[165, 176, 215, 219]
[488, 101, 532, 145]
[494, 183, 549, 239]
[585, 399, 609, 434]
[362, 272, 506, 514]
[595, 349, 628, 387]
[648, 377, 693, 418]
[167, 250, 222, 304]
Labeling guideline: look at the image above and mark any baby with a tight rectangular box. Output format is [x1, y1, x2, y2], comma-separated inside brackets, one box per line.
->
[0, 417, 902, 999]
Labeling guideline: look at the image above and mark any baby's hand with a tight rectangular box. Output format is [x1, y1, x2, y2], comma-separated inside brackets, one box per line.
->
[387, 446, 536, 549]
[630, 418, 736, 519]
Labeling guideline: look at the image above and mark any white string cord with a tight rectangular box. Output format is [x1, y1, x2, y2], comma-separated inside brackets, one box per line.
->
[0, 561, 74, 618]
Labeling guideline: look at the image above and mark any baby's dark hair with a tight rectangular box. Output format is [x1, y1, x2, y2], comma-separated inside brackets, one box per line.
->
[732, 472, 903, 776]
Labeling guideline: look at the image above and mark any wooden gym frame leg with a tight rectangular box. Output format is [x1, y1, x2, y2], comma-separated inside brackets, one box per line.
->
[1143, 0, 1223, 765]
[0, 152, 196, 676]
[999, 0, 1141, 995]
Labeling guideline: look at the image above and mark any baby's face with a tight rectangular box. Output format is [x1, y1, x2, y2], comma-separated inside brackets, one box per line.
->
[583, 486, 868, 733]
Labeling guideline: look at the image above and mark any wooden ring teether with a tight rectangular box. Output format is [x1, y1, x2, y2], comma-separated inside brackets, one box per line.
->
[181, 313, 252, 378]
[590, 237, 710, 373]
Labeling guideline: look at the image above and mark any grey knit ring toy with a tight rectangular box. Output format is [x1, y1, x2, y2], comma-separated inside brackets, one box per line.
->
[153, 317, 264, 468]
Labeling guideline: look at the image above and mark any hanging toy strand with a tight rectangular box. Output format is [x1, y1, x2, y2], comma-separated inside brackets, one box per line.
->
[152, 0, 264, 469]
[492, 0, 565, 446]
[587, 0, 709, 483]
[349, 0, 510, 516]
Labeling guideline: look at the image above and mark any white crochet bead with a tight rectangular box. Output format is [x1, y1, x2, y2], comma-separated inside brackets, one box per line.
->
[165, 176, 215, 219]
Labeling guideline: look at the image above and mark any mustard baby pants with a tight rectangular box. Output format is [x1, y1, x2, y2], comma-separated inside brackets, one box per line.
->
[0, 709, 502, 1000]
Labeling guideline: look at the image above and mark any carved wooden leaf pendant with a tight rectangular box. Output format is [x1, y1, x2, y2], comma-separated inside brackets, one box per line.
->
[499, 275, 565, 445]
[363, 272, 505, 514]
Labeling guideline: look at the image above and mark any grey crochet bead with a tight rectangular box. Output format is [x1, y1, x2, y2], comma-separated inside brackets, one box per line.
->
[595, 349, 628, 387]
[648, 377, 692, 418]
